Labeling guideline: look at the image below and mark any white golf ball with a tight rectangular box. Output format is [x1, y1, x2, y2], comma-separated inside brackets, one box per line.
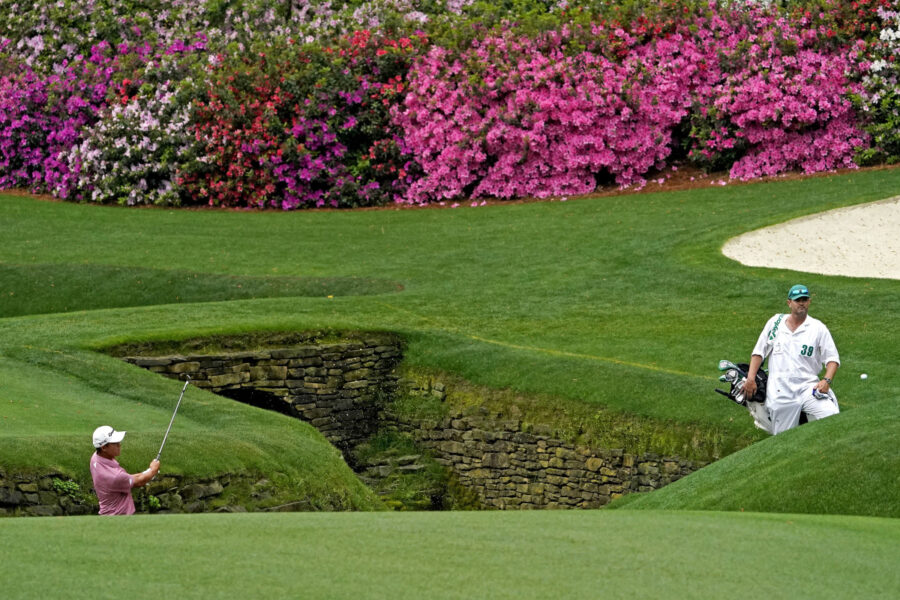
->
[860, 373, 868, 380]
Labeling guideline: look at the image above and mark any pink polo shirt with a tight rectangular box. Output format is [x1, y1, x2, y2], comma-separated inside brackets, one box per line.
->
[89, 453, 136, 515]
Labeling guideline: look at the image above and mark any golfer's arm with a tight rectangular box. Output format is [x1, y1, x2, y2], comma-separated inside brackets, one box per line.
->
[131, 461, 160, 488]
[747, 354, 763, 379]
[131, 471, 153, 488]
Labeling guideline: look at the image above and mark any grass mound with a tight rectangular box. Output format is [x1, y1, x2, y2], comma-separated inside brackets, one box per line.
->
[614, 397, 900, 517]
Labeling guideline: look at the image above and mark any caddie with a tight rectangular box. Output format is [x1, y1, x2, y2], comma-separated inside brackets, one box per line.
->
[742, 284, 840, 435]
[90, 426, 160, 515]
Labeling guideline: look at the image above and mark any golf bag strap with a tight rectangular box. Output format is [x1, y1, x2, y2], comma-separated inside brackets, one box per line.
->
[767, 313, 785, 342]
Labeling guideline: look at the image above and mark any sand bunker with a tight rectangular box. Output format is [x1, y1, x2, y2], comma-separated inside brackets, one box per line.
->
[722, 197, 900, 280]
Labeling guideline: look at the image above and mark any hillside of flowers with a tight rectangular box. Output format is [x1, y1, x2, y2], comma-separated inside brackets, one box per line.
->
[0, 0, 896, 209]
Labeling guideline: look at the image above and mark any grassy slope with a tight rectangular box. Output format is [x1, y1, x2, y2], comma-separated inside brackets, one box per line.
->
[0, 261, 401, 318]
[1, 168, 899, 512]
[0, 346, 378, 509]
[615, 396, 900, 517]
[3, 510, 898, 599]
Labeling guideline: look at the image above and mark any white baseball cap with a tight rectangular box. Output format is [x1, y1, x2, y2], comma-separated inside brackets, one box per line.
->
[92, 426, 126, 448]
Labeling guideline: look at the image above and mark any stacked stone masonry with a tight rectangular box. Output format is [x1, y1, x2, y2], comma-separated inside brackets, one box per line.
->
[124, 337, 403, 451]
[388, 380, 706, 509]
[0, 471, 90, 517]
[0, 468, 244, 517]
[393, 411, 704, 509]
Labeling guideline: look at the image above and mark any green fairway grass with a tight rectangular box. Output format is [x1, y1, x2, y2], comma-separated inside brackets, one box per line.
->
[3, 510, 898, 599]
[0, 261, 402, 317]
[1, 168, 899, 518]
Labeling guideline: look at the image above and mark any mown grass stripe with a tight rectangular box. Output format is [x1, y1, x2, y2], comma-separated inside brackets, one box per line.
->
[378, 300, 704, 379]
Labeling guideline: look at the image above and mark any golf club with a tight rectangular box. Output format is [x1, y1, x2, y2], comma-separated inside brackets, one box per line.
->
[715, 360, 754, 405]
[156, 374, 191, 461]
[719, 369, 740, 383]
[717, 359, 747, 376]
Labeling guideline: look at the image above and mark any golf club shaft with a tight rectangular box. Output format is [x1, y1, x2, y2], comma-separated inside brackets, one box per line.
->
[156, 377, 190, 461]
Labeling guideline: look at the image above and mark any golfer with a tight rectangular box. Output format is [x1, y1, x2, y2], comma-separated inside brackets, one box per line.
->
[742, 284, 840, 435]
[90, 426, 160, 515]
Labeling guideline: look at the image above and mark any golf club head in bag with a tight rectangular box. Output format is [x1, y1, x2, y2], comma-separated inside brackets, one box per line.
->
[715, 361, 767, 407]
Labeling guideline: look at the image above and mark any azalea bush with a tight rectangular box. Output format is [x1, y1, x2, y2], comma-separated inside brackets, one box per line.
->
[854, 5, 900, 164]
[716, 47, 867, 180]
[0, 0, 896, 208]
[779, 0, 897, 43]
[0, 5, 429, 206]
[393, 25, 717, 202]
[0, 42, 117, 194]
[58, 66, 198, 205]
[0, 0, 459, 69]
[395, 4, 871, 202]
[179, 29, 428, 209]
[683, 9, 869, 179]
[0, 0, 300, 69]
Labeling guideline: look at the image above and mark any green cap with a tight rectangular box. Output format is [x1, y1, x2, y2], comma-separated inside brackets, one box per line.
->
[788, 284, 810, 300]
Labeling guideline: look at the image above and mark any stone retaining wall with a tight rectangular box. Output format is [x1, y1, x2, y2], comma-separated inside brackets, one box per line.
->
[388, 382, 706, 509]
[124, 335, 402, 451]
[0, 468, 257, 517]
[399, 411, 703, 509]
[0, 471, 92, 517]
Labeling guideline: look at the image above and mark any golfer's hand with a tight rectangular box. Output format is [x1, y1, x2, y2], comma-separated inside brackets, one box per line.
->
[149, 459, 160, 475]
[742, 378, 757, 398]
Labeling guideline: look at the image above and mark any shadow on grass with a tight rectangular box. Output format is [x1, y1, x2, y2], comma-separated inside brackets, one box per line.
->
[0, 262, 403, 318]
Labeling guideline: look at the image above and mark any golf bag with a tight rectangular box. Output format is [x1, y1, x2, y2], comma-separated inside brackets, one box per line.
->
[715, 361, 775, 434]
[716, 362, 766, 406]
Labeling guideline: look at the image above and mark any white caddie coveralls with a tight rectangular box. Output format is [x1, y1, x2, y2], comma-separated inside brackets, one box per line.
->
[752, 313, 840, 435]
